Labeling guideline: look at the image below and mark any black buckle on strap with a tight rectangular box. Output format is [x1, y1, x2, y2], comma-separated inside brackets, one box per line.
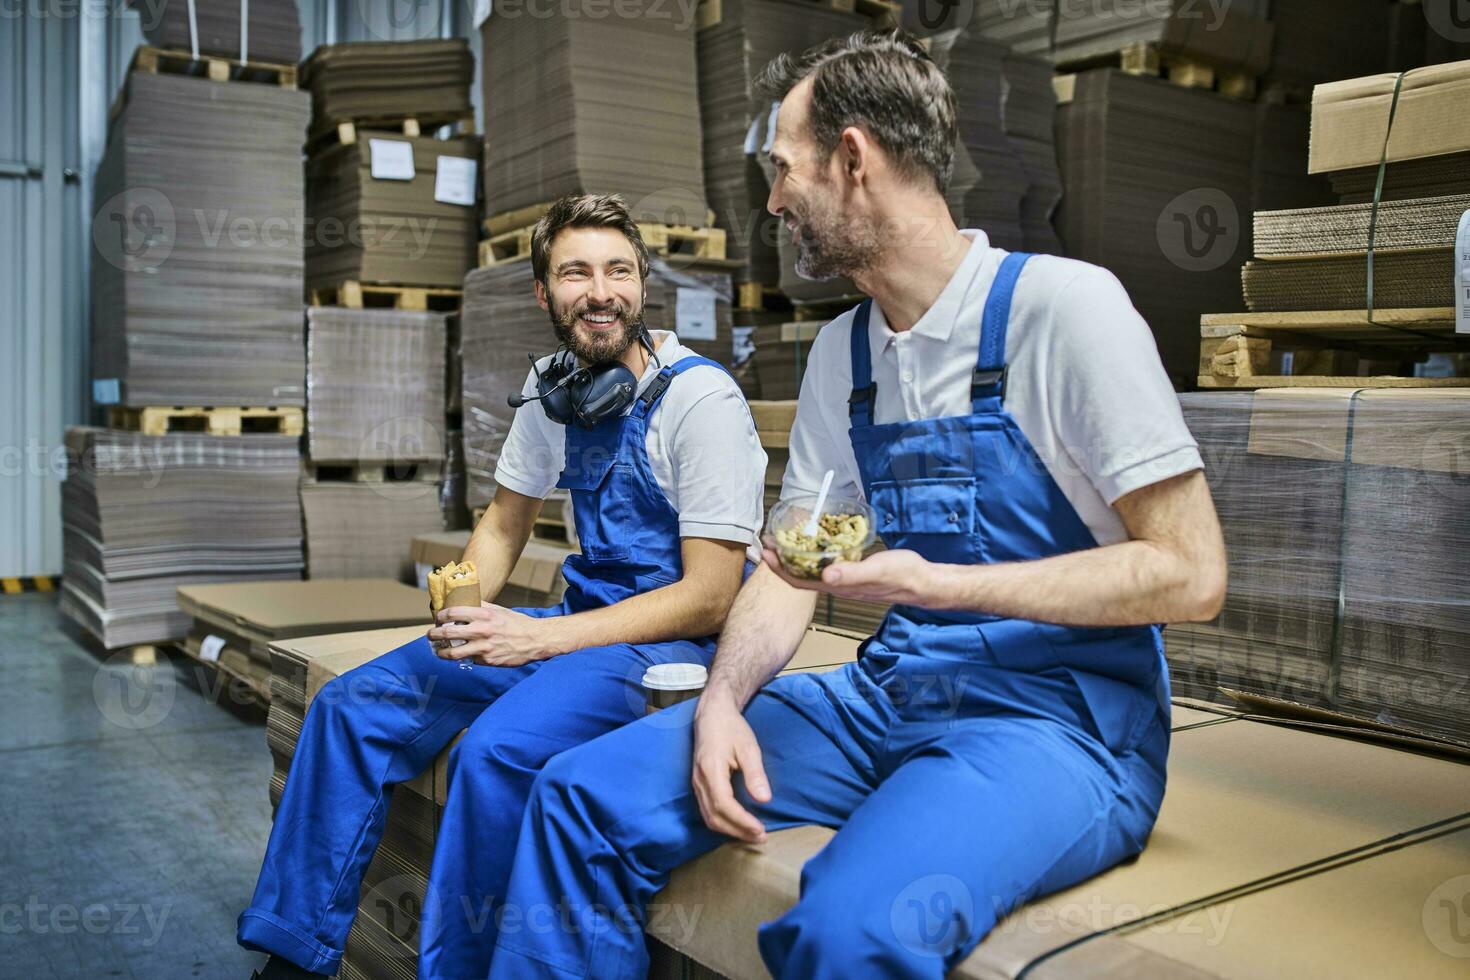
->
[848, 382, 877, 416]
[971, 366, 1007, 400]
[638, 370, 674, 408]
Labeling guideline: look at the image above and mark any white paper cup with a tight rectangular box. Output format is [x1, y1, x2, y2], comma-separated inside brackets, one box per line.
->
[641, 662, 708, 713]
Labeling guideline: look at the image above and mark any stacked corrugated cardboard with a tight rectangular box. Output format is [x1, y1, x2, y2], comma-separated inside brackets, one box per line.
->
[135, 0, 301, 64]
[1168, 390, 1470, 745]
[1055, 69, 1257, 381]
[176, 579, 429, 704]
[300, 483, 445, 583]
[1048, 0, 1274, 75]
[696, 0, 867, 285]
[1242, 59, 1470, 312]
[59, 428, 303, 649]
[91, 71, 309, 407]
[301, 40, 475, 129]
[480, 2, 707, 224]
[305, 135, 480, 290]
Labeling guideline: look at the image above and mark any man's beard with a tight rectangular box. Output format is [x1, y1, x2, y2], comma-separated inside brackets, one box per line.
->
[549, 298, 646, 365]
[788, 184, 876, 282]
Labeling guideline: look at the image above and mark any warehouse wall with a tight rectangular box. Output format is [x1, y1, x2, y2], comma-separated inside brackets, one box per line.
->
[0, 0, 478, 577]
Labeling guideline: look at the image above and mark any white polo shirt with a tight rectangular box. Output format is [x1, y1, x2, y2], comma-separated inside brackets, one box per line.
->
[781, 231, 1203, 547]
[495, 331, 767, 561]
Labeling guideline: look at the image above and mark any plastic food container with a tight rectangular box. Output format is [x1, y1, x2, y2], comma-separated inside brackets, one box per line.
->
[765, 494, 877, 580]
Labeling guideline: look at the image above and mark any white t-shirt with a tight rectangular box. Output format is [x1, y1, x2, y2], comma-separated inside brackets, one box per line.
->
[495, 331, 767, 561]
[781, 231, 1203, 547]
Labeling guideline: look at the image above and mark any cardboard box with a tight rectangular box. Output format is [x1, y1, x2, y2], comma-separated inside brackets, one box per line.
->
[1309, 60, 1470, 174]
[651, 715, 1470, 979]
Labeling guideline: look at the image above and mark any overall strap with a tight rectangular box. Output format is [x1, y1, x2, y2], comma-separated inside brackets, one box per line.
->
[847, 300, 876, 428]
[973, 251, 1033, 409]
[632, 354, 730, 419]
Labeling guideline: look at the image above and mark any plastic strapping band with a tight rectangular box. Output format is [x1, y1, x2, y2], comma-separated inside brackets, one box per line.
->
[1365, 70, 1439, 343]
[240, 0, 249, 64]
[1325, 387, 1366, 705]
[186, 0, 200, 60]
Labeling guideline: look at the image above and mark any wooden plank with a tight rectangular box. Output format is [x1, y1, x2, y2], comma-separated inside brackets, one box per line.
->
[108, 405, 304, 437]
[305, 460, 444, 484]
[309, 279, 462, 312]
[1201, 308, 1455, 331]
[485, 202, 554, 238]
[1053, 74, 1077, 106]
[1197, 375, 1470, 390]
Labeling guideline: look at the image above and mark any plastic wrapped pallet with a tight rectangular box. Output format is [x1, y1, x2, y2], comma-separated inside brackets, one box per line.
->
[306, 307, 448, 465]
[480, 1, 707, 224]
[301, 40, 474, 129]
[441, 430, 472, 531]
[58, 428, 303, 649]
[696, 0, 867, 285]
[131, 0, 302, 64]
[1055, 69, 1256, 382]
[306, 135, 480, 290]
[91, 72, 309, 407]
[1167, 390, 1470, 744]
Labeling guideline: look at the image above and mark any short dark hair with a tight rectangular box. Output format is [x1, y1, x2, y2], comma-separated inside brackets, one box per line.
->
[530, 194, 651, 285]
[755, 29, 957, 194]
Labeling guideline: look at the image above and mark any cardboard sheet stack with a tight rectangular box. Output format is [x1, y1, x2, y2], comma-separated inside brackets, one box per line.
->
[91, 72, 309, 406]
[479, 2, 707, 224]
[441, 430, 471, 530]
[461, 257, 733, 506]
[1054, 69, 1256, 381]
[133, 0, 301, 64]
[300, 482, 445, 583]
[1242, 59, 1470, 313]
[1049, 0, 1274, 76]
[696, 0, 867, 286]
[58, 428, 303, 649]
[1167, 390, 1470, 745]
[300, 40, 474, 128]
[1263, 0, 1390, 89]
[176, 579, 430, 704]
[305, 135, 480, 290]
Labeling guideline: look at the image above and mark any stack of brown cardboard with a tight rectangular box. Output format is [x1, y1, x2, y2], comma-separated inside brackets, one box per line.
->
[176, 578, 430, 704]
[1241, 59, 1470, 312]
[744, 315, 813, 402]
[1263, 0, 1391, 89]
[1168, 390, 1470, 745]
[305, 307, 448, 465]
[300, 482, 445, 584]
[300, 40, 474, 128]
[133, 0, 301, 64]
[58, 428, 303, 649]
[480, 1, 707, 224]
[643, 257, 737, 368]
[1049, 0, 1274, 75]
[1054, 69, 1256, 382]
[91, 72, 309, 407]
[696, 0, 867, 286]
[305, 135, 480, 290]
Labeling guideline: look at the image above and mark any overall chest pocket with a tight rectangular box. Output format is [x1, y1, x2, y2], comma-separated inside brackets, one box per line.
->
[556, 452, 633, 562]
[868, 478, 979, 560]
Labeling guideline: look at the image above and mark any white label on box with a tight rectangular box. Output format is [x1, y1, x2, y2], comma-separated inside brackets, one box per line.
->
[369, 139, 415, 181]
[93, 378, 120, 405]
[200, 634, 226, 663]
[1456, 209, 1470, 335]
[676, 287, 718, 341]
[733, 325, 755, 367]
[435, 156, 478, 206]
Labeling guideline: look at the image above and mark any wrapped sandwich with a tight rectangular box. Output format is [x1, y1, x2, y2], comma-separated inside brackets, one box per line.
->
[428, 560, 480, 648]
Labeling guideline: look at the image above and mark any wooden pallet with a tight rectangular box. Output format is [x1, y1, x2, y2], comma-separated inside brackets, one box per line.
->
[480, 220, 727, 268]
[305, 460, 444, 484]
[109, 45, 298, 124]
[308, 280, 463, 312]
[1055, 40, 1258, 102]
[307, 114, 476, 153]
[792, 295, 867, 321]
[698, 0, 898, 29]
[108, 405, 304, 437]
[1197, 307, 1470, 389]
[734, 281, 794, 312]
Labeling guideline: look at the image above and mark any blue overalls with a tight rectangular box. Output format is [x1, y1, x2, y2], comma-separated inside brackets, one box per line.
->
[487, 253, 1173, 979]
[238, 355, 733, 978]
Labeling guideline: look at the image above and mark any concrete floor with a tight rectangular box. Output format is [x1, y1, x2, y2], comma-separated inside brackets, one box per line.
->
[0, 593, 271, 979]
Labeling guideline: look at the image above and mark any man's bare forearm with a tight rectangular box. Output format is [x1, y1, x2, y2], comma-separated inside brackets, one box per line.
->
[545, 578, 727, 656]
[460, 498, 536, 603]
[700, 564, 818, 712]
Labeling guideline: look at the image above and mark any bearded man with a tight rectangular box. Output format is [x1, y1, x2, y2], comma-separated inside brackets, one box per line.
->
[239, 194, 767, 980]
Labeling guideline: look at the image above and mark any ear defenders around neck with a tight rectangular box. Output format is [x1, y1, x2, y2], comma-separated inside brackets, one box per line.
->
[507, 328, 660, 429]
